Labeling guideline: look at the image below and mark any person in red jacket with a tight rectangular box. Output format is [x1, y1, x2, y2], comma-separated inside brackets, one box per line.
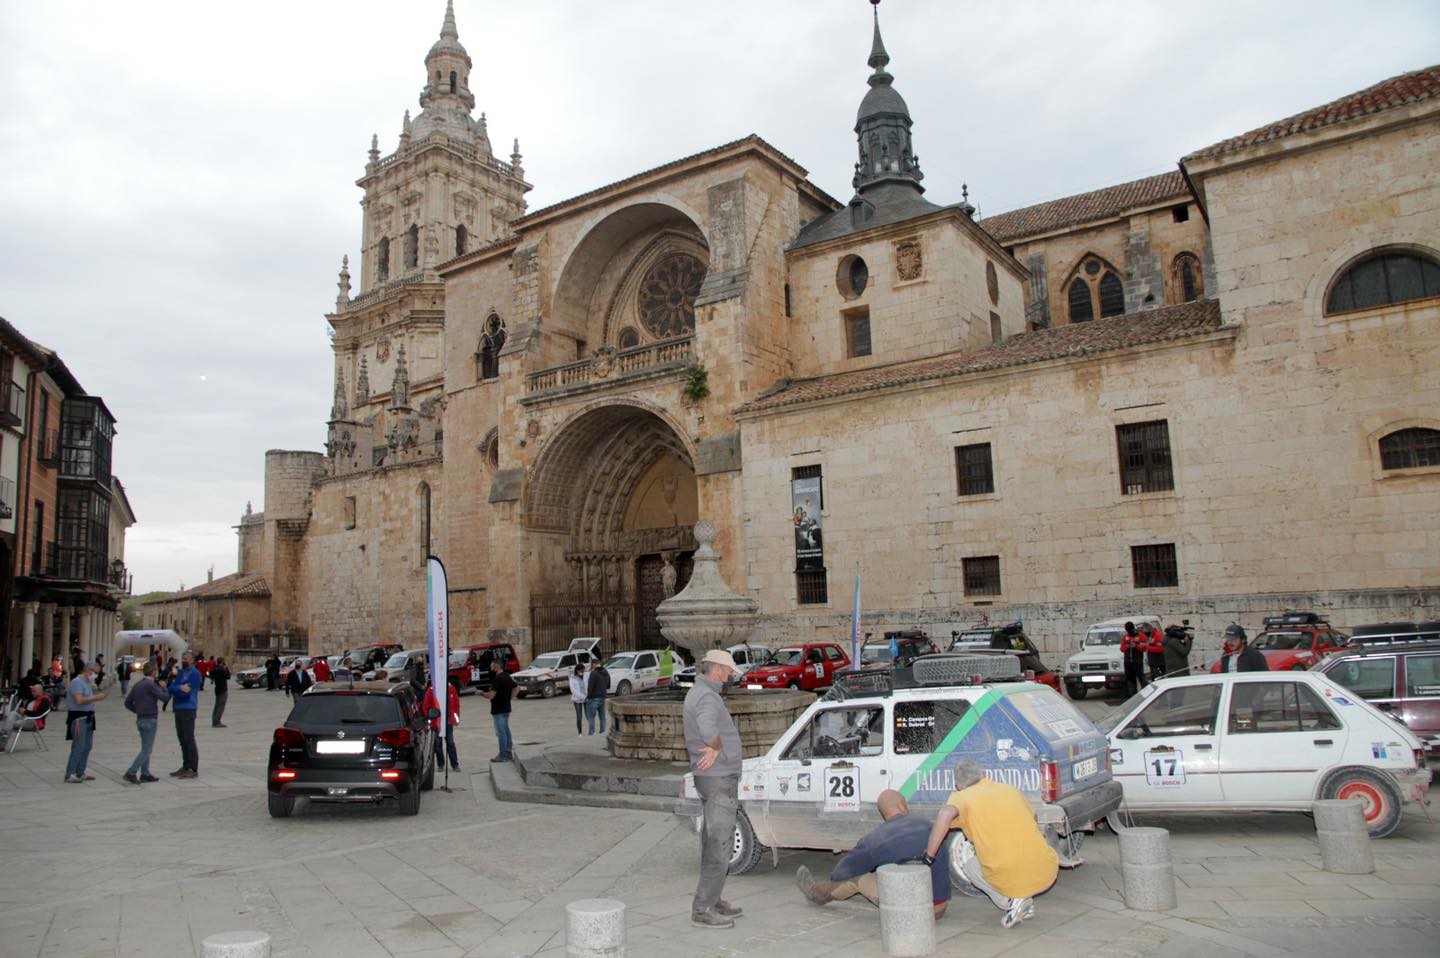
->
[1142, 624, 1167, 683]
[423, 681, 462, 771]
[312, 656, 332, 683]
[1121, 622, 1148, 697]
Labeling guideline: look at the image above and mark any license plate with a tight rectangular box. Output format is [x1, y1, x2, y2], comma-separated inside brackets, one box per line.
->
[326, 787, 349, 796]
[316, 740, 365, 754]
[1082, 676, 1106, 683]
[1073, 757, 1098, 780]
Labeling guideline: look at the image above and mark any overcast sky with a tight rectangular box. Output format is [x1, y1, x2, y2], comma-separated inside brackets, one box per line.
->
[2, 0, 1436, 595]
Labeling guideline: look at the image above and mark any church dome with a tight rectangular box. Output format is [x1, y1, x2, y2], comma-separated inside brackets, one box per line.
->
[857, 83, 910, 123]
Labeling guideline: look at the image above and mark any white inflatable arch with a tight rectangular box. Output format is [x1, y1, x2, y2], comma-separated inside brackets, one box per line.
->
[113, 630, 189, 655]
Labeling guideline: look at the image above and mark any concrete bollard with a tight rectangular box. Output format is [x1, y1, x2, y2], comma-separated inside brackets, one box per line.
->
[877, 863, 935, 957]
[565, 898, 626, 958]
[1117, 826, 1177, 911]
[200, 931, 271, 958]
[1312, 799, 1376, 874]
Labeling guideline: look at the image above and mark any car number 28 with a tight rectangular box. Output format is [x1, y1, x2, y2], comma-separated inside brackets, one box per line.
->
[1072, 757, 1098, 781]
[824, 764, 860, 812]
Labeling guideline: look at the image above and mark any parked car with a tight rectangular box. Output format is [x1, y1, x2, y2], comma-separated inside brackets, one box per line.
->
[267, 681, 435, 817]
[678, 652, 1121, 874]
[859, 632, 939, 669]
[345, 643, 404, 675]
[514, 638, 600, 699]
[1318, 640, 1440, 756]
[673, 643, 769, 688]
[1208, 612, 1347, 672]
[365, 649, 428, 686]
[1063, 615, 1162, 699]
[744, 642, 851, 692]
[278, 656, 316, 685]
[604, 649, 677, 696]
[446, 642, 519, 694]
[1346, 622, 1440, 645]
[237, 663, 268, 689]
[1097, 671, 1430, 837]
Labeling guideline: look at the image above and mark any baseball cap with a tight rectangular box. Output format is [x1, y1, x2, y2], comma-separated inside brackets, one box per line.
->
[1223, 624, 1247, 640]
[701, 649, 738, 671]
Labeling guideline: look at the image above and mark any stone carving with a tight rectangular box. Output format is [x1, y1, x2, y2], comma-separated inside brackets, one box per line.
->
[419, 396, 443, 418]
[355, 357, 371, 405]
[661, 552, 678, 598]
[661, 473, 680, 507]
[335, 255, 351, 309]
[638, 253, 704, 338]
[423, 227, 439, 266]
[376, 338, 391, 362]
[330, 368, 348, 421]
[896, 238, 923, 281]
[526, 418, 541, 439]
[389, 343, 410, 410]
[655, 519, 759, 660]
[387, 415, 420, 452]
[590, 345, 617, 379]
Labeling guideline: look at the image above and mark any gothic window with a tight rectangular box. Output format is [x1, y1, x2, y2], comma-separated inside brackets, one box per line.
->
[1173, 252, 1203, 303]
[1326, 249, 1440, 315]
[617, 327, 640, 350]
[455, 224, 468, 257]
[1066, 256, 1124, 323]
[481, 430, 500, 471]
[477, 313, 506, 381]
[637, 252, 705, 338]
[377, 238, 390, 282]
[1379, 427, 1440, 470]
[403, 224, 419, 270]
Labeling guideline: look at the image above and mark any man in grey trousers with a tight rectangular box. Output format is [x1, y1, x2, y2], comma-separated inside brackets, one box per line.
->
[683, 649, 746, 929]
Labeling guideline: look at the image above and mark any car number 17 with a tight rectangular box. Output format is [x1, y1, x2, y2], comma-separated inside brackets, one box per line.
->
[1143, 748, 1186, 787]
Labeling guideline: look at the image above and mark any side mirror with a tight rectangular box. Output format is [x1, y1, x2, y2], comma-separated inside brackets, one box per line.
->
[427, 707, 440, 719]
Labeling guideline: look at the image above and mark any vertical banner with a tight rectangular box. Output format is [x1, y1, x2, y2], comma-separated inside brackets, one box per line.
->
[426, 556, 450, 745]
[791, 476, 824, 571]
[850, 564, 862, 664]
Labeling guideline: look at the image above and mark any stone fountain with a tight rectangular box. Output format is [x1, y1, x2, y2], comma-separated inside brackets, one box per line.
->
[607, 519, 812, 760]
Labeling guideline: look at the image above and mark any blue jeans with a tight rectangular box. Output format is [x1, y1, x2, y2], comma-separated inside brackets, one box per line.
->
[492, 712, 513, 758]
[65, 716, 94, 779]
[127, 717, 158, 777]
[434, 730, 459, 769]
[585, 697, 606, 734]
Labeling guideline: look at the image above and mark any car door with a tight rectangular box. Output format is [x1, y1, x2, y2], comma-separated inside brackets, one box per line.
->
[803, 647, 826, 688]
[1398, 651, 1440, 747]
[824, 645, 848, 681]
[1218, 679, 1347, 804]
[1110, 682, 1224, 806]
[1324, 654, 1401, 718]
[633, 652, 659, 690]
[763, 701, 890, 849]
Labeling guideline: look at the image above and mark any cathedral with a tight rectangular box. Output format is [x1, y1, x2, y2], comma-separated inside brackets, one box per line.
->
[197, 2, 1438, 663]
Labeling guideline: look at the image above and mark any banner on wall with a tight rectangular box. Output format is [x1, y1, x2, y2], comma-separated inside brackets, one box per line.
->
[791, 476, 824, 571]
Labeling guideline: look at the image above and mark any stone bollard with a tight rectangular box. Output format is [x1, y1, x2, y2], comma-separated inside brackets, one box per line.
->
[200, 931, 271, 958]
[1117, 826, 1177, 911]
[565, 898, 625, 958]
[877, 863, 935, 957]
[1312, 799, 1375, 874]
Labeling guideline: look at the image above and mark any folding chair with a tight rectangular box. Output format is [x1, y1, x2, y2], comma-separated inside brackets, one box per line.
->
[5, 703, 52, 753]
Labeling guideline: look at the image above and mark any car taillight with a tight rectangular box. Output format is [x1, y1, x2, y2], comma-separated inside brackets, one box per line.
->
[380, 770, 401, 780]
[1040, 761, 1060, 802]
[273, 727, 304, 748]
[1414, 748, 1426, 768]
[378, 728, 411, 747]
[275, 770, 296, 780]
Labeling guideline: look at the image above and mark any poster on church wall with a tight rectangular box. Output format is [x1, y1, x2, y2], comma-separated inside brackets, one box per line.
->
[791, 477, 824, 571]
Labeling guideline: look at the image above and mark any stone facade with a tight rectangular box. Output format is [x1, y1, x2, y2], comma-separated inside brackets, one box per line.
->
[236, 7, 1439, 666]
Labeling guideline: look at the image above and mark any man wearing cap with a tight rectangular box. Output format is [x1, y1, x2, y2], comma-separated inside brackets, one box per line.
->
[683, 648, 745, 929]
[1216, 624, 1268, 672]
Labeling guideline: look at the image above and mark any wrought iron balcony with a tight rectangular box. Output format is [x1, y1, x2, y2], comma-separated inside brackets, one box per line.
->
[0, 378, 23, 427]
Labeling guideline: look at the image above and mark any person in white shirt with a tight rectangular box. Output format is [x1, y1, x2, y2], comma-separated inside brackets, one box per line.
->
[568, 662, 589, 736]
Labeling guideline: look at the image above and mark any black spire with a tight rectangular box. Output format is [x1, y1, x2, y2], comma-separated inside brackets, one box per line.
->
[853, 0, 923, 195]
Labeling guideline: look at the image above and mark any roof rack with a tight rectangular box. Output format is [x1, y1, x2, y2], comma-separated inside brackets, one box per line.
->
[823, 652, 1024, 701]
[1262, 611, 1328, 627]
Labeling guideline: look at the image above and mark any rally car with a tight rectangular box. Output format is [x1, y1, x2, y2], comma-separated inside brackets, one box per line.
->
[1098, 671, 1430, 837]
[743, 642, 851, 692]
[1208, 612, 1347, 673]
[673, 643, 771, 688]
[603, 649, 677, 696]
[447, 642, 518, 694]
[679, 653, 1122, 874]
[514, 637, 600, 699]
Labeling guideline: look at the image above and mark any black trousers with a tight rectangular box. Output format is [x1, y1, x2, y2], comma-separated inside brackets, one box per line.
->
[212, 691, 228, 726]
[1123, 653, 1148, 698]
[1147, 652, 1168, 683]
[174, 710, 199, 772]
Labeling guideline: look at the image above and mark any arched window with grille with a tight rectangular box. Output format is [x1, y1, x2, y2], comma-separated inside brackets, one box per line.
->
[377, 237, 390, 282]
[1379, 427, 1440, 470]
[1065, 255, 1124, 323]
[1173, 252, 1203, 303]
[477, 313, 506, 381]
[1326, 248, 1440, 315]
[1068, 278, 1094, 323]
[403, 224, 419, 270]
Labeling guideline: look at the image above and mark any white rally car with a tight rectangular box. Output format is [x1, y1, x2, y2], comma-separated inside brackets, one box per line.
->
[677, 654, 1122, 874]
[1098, 671, 1430, 837]
[514, 637, 600, 699]
[603, 649, 677, 696]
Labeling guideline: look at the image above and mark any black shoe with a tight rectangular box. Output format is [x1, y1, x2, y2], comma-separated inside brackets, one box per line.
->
[140, 774, 159, 783]
[169, 769, 185, 777]
[122, 772, 140, 784]
[213, 723, 227, 728]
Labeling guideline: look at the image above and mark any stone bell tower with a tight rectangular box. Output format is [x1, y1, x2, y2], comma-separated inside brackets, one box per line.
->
[325, 0, 532, 477]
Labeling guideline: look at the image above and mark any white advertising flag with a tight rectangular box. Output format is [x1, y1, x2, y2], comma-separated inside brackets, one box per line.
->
[426, 555, 450, 744]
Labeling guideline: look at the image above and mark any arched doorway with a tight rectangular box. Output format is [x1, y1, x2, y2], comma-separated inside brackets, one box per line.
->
[525, 403, 698, 655]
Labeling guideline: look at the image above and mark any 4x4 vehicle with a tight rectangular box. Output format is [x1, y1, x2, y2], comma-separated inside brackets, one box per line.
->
[366, 649, 427, 686]
[1064, 616, 1161, 699]
[1208, 612, 1347, 673]
[679, 653, 1121, 874]
[859, 632, 939, 669]
[673, 643, 769, 688]
[744, 642, 851, 691]
[267, 681, 436, 817]
[604, 649, 676, 696]
[514, 638, 600, 699]
[447, 642, 518, 694]
[1318, 640, 1440, 756]
[1099, 671, 1430, 837]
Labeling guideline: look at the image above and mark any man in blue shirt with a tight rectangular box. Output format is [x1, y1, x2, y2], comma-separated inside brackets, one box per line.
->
[796, 788, 953, 919]
[64, 661, 107, 783]
[167, 651, 203, 779]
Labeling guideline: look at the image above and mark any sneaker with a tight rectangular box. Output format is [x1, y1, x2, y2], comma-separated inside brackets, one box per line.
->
[82, 774, 96, 781]
[713, 900, 743, 918]
[176, 769, 198, 779]
[796, 865, 834, 906]
[122, 772, 140, 784]
[690, 909, 735, 929]
[169, 769, 185, 777]
[65, 775, 84, 784]
[1001, 897, 1035, 929]
[140, 774, 160, 783]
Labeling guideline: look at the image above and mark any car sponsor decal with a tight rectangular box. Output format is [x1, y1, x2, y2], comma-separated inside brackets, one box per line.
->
[897, 688, 1003, 800]
[797, 772, 811, 793]
[1371, 742, 1388, 759]
[824, 762, 860, 812]
[777, 775, 791, 796]
[1143, 746, 1186, 787]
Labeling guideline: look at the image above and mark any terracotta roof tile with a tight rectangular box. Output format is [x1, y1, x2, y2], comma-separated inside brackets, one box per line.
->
[1185, 64, 1440, 162]
[142, 572, 270, 603]
[979, 171, 1188, 244]
[738, 299, 1224, 415]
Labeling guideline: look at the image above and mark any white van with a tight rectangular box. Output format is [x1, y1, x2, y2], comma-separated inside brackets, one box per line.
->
[1063, 616, 1161, 699]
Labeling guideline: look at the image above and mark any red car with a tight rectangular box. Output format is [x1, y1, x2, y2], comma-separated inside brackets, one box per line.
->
[744, 643, 850, 691]
[1209, 612, 1348, 672]
[446, 643, 518, 694]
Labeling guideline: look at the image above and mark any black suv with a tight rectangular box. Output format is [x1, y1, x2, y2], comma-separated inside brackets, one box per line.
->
[268, 682, 435, 817]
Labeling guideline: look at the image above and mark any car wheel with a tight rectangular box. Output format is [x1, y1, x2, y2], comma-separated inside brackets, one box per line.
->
[616, 680, 632, 696]
[541, 681, 556, 699]
[1320, 767, 1403, 837]
[1067, 684, 1087, 700]
[786, 680, 800, 690]
[421, 752, 436, 791]
[727, 807, 766, 876]
[267, 792, 295, 818]
[398, 780, 421, 816]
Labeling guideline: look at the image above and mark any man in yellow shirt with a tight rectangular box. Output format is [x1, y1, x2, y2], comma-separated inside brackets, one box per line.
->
[922, 759, 1058, 928]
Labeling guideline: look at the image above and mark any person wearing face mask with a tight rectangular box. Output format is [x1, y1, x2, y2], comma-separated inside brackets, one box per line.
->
[569, 661, 589, 736]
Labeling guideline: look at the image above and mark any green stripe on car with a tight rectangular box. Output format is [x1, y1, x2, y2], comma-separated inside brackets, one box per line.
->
[897, 688, 1004, 800]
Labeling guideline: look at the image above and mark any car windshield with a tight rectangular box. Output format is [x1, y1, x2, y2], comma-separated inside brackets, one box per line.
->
[606, 654, 637, 670]
[860, 645, 892, 664]
[1094, 689, 1154, 733]
[1085, 630, 1125, 647]
[1252, 631, 1307, 650]
[383, 653, 409, 669]
[530, 653, 563, 671]
[448, 651, 469, 666]
[290, 694, 403, 726]
[767, 648, 804, 666]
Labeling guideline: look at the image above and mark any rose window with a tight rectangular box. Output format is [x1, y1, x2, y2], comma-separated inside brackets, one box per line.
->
[637, 253, 705, 339]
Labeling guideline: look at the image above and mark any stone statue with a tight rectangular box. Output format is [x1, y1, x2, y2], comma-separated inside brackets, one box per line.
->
[661, 552, 678, 598]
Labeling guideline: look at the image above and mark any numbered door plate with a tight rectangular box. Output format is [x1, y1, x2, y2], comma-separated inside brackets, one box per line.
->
[1143, 747, 1186, 787]
[823, 763, 860, 812]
